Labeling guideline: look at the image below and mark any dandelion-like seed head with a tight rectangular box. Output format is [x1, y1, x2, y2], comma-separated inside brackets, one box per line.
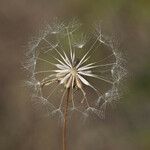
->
[24, 19, 127, 120]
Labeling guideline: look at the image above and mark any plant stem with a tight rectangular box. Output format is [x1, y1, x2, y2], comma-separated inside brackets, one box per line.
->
[63, 88, 70, 150]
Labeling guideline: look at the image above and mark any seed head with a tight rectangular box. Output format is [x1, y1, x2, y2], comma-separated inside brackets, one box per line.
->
[23, 19, 127, 120]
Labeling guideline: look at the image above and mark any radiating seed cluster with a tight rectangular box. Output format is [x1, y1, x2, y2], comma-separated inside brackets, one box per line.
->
[24, 19, 127, 120]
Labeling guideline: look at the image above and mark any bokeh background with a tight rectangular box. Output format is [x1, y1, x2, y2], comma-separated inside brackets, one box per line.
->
[0, 0, 150, 150]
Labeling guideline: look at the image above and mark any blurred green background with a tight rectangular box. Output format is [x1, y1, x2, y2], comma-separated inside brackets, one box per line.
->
[0, 0, 150, 150]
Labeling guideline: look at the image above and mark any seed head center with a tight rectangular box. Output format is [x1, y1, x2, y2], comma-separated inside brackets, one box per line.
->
[70, 67, 78, 77]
